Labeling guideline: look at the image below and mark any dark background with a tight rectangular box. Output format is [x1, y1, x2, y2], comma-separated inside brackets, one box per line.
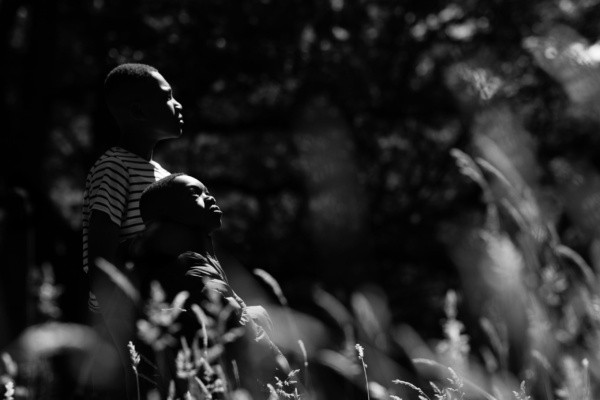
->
[2, 0, 600, 352]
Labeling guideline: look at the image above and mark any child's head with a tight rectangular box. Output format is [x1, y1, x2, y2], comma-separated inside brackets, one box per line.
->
[140, 173, 222, 234]
[104, 63, 183, 142]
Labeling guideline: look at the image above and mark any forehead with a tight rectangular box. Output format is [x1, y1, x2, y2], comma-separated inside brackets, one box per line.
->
[137, 71, 171, 95]
[172, 175, 205, 190]
[150, 71, 171, 91]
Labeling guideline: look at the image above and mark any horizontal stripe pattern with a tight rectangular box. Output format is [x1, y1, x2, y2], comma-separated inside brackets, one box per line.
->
[83, 146, 170, 311]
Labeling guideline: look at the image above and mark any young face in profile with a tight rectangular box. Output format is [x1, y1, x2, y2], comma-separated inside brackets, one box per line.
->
[168, 175, 222, 233]
[138, 71, 184, 140]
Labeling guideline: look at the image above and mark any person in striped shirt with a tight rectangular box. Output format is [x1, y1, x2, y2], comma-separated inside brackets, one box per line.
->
[82, 63, 183, 399]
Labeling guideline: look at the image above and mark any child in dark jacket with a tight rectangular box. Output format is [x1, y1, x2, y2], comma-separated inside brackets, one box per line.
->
[133, 173, 294, 399]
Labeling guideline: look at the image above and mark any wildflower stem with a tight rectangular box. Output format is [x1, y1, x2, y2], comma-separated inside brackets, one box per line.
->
[355, 344, 370, 400]
[362, 360, 370, 400]
[127, 341, 141, 400]
[135, 373, 140, 400]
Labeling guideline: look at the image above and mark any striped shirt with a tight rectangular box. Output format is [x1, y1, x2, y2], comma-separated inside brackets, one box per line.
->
[82, 146, 170, 311]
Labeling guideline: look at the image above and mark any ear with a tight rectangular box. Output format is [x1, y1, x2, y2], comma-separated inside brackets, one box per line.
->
[129, 101, 146, 121]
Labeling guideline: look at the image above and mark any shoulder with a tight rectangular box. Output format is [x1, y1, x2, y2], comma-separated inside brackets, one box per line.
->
[149, 159, 170, 178]
[150, 158, 166, 170]
[178, 252, 227, 287]
[178, 251, 209, 266]
[88, 148, 129, 176]
[98, 147, 161, 170]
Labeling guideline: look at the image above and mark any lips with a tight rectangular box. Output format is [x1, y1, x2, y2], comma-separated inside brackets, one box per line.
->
[210, 205, 222, 213]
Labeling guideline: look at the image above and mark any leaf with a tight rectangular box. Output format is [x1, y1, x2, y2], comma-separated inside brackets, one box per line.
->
[95, 258, 140, 303]
[253, 268, 288, 306]
[173, 291, 191, 310]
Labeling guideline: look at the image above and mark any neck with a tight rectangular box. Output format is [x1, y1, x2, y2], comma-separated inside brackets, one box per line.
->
[146, 221, 215, 258]
[203, 234, 216, 258]
[119, 134, 156, 161]
[188, 229, 216, 258]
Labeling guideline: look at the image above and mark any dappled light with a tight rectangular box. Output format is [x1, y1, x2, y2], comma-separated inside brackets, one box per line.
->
[7, 0, 600, 399]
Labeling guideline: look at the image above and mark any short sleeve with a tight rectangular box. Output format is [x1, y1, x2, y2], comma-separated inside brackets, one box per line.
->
[87, 157, 129, 226]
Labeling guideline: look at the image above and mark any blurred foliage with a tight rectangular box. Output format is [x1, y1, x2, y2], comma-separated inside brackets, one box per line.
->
[5, 0, 600, 341]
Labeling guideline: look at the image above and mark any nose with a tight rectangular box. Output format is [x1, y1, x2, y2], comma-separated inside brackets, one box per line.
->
[174, 99, 182, 111]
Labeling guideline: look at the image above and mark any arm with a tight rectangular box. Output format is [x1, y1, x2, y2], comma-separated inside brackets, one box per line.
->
[87, 210, 120, 287]
[88, 209, 137, 323]
[88, 210, 137, 397]
[85, 155, 131, 307]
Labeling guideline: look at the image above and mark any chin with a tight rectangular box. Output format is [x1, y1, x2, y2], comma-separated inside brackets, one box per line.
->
[163, 129, 182, 140]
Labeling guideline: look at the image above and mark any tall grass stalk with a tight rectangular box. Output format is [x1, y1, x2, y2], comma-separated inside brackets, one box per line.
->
[128, 341, 141, 400]
[355, 344, 370, 400]
[298, 339, 310, 390]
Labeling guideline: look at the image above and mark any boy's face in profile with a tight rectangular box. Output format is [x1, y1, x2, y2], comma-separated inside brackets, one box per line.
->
[138, 71, 184, 140]
[168, 175, 222, 233]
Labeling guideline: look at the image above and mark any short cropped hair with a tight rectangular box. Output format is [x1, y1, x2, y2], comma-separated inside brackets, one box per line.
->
[104, 63, 159, 109]
[140, 173, 186, 223]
